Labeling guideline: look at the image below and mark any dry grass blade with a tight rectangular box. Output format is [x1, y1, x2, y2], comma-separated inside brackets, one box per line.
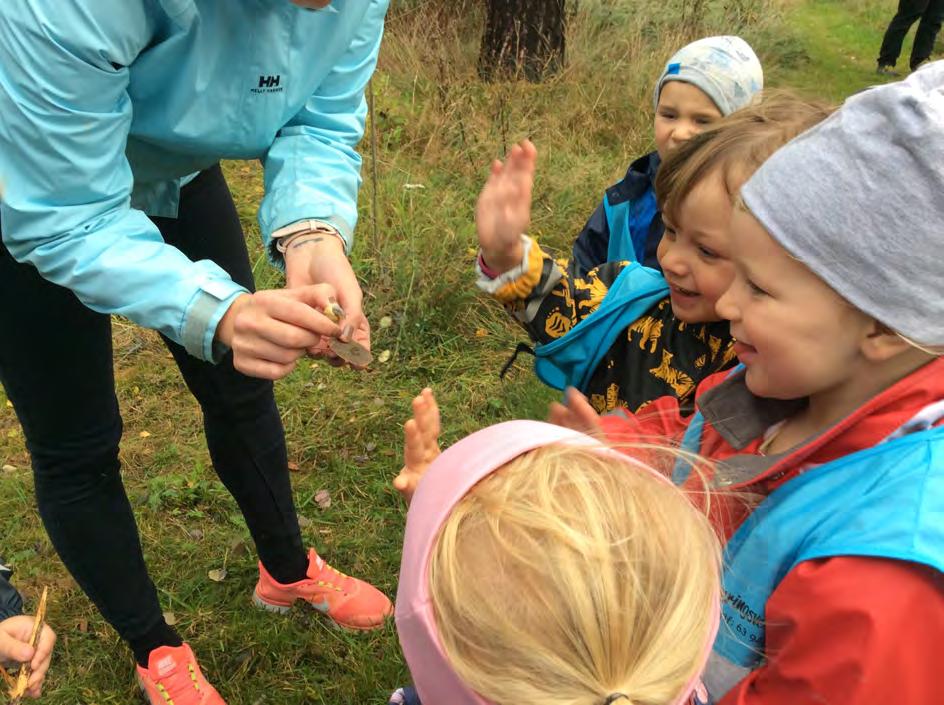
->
[8, 586, 48, 705]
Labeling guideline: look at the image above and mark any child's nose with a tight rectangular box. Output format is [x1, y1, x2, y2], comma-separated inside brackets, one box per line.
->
[714, 285, 739, 321]
[673, 122, 697, 144]
[660, 247, 688, 276]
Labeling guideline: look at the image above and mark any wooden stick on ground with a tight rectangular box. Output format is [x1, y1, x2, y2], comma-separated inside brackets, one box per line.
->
[8, 586, 48, 705]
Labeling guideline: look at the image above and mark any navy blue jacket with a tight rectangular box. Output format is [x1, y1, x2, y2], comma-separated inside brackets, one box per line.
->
[0, 561, 23, 620]
[571, 151, 663, 279]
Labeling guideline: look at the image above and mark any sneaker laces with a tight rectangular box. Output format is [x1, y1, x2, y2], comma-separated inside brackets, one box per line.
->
[152, 659, 203, 702]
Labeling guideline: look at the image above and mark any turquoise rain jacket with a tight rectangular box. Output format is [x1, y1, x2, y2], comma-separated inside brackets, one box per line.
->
[0, 0, 388, 361]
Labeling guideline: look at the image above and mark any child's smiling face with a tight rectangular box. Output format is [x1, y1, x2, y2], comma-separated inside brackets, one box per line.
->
[654, 81, 723, 159]
[657, 169, 735, 323]
[715, 206, 875, 400]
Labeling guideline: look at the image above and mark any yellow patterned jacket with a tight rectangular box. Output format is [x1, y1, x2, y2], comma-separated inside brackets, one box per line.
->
[477, 236, 737, 415]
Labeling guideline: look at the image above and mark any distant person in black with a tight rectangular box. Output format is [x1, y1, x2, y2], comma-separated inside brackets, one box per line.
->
[877, 0, 944, 74]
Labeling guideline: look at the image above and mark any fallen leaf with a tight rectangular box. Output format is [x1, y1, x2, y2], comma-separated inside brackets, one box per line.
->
[2, 464, 15, 473]
[207, 568, 227, 583]
[379, 316, 393, 329]
[5, 400, 13, 408]
[229, 538, 249, 557]
[403, 183, 426, 190]
[75, 618, 88, 633]
[317, 383, 327, 391]
[309, 362, 319, 369]
[139, 431, 151, 438]
[365, 442, 377, 452]
[187, 528, 205, 541]
[475, 328, 489, 338]
[315, 489, 332, 510]
[372, 397, 385, 406]
[297, 515, 312, 528]
[163, 611, 177, 626]
[377, 349, 391, 363]
[287, 461, 300, 472]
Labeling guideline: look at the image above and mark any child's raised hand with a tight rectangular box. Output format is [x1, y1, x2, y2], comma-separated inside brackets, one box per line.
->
[0, 616, 56, 699]
[394, 388, 442, 503]
[475, 139, 537, 274]
[548, 387, 603, 436]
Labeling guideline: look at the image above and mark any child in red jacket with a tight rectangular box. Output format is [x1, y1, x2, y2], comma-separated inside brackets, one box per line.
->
[555, 64, 944, 705]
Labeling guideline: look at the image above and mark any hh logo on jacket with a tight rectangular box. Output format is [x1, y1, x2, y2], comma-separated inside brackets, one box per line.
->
[252, 75, 284, 93]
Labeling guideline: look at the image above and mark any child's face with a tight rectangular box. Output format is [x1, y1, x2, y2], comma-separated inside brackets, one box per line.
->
[657, 170, 735, 323]
[715, 207, 874, 400]
[654, 82, 723, 160]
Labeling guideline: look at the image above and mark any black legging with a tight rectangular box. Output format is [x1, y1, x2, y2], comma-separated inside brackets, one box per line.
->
[878, 0, 944, 70]
[0, 165, 308, 657]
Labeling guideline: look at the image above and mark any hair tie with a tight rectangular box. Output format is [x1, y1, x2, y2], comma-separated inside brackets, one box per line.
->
[603, 694, 630, 705]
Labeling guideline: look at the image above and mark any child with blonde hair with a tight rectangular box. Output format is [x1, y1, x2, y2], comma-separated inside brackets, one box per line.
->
[391, 389, 720, 705]
[559, 64, 944, 704]
[476, 94, 832, 414]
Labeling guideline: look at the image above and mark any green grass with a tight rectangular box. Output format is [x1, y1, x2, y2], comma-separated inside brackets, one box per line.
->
[0, 0, 914, 702]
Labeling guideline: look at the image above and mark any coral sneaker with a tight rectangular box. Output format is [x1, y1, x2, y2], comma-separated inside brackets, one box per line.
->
[136, 643, 226, 705]
[253, 548, 392, 630]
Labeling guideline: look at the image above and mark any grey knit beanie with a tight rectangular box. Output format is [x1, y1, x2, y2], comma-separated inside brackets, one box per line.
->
[741, 61, 944, 346]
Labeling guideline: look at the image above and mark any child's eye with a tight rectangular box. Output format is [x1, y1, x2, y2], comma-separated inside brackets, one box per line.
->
[659, 110, 677, 119]
[695, 117, 715, 126]
[663, 225, 678, 240]
[747, 279, 768, 296]
[697, 245, 718, 260]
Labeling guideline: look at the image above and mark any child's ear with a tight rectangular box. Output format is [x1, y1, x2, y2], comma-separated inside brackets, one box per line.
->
[861, 321, 912, 362]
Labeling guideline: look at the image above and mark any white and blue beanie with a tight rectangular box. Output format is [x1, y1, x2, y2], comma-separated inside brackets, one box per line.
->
[654, 36, 764, 116]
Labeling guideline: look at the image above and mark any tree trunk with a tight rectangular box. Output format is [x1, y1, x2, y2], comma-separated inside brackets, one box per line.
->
[479, 0, 566, 82]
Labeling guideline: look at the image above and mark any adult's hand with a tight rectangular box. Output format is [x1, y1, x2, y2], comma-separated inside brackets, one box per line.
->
[216, 286, 341, 380]
[0, 616, 56, 699]
[283, 234, 370, 367]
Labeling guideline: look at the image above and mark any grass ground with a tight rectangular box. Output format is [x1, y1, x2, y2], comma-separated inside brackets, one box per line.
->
[0, 0, 930, 702]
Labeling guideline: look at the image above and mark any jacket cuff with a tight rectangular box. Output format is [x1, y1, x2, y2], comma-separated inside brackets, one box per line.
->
[182, 282, 250, 362]
[475, 235, 545, 303]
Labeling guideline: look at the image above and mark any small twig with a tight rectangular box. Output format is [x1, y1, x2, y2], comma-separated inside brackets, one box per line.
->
[8, 586, 47, 705]
[368, 78, 381, 251]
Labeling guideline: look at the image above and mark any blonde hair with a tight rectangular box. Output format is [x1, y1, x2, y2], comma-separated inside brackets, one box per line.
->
[428, 444, 721, 705]
[656, 91, 835, 226]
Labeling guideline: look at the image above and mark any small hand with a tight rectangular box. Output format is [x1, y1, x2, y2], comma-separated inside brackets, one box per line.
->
[394, 388, 442, 503]
[0, 616, 56, 699]
[548, 387, 603, 435]
[215, 286, 341, 380]
[475, 139, 537, 274]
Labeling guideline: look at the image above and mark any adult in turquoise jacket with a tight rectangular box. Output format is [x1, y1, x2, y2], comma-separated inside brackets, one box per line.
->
[0, 0, 392, 701]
